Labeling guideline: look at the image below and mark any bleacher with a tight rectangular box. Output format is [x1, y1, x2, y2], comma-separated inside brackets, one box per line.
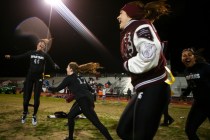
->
[0, 75, 192, 100]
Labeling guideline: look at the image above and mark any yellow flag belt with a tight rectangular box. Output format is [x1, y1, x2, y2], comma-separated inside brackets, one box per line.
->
[164, 66, 175, 85]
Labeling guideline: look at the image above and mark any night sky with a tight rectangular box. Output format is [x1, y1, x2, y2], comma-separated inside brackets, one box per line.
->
[1, 0, 210, 77]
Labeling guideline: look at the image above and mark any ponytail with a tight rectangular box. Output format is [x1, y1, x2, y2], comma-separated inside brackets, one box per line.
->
[69, 62, 102, 75]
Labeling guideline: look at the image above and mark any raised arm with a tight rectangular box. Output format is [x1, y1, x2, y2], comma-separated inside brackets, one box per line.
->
[45, 53, 60, 70]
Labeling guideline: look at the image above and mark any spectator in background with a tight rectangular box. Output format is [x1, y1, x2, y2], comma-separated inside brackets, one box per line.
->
[52, 79, 55, 86]
[126, 88, 132, 100]
[102, 87, 107, 101]
[92, 85, 97, 102]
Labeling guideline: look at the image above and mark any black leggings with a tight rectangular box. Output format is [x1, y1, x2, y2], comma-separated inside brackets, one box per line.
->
[67, 97, 113, 140]
[185, 101, 210, 140]
[23, 74, 43, 116]
[116, 82, 169, 140]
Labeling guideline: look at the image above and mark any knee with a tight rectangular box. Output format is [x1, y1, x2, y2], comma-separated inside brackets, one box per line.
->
[34, 100, 40, 106]
[67, 113, 76, 121]
[23, 99, 29, 105]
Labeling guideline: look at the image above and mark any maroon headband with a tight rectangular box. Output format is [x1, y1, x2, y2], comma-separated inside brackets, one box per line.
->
[121, 4, 144, 19]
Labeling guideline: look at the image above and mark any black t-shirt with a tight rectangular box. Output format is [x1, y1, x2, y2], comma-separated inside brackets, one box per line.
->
[183, 62, 210, 103]
[11, 50, 56, 75]
[49, 73, 94, 101]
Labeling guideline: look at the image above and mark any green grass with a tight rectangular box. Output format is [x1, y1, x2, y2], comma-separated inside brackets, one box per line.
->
[0, 94, 209, 140]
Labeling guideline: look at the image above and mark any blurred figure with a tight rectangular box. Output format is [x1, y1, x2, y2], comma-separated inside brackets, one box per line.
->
[102, 87, 107, 101]
[126, 88, 132, 101]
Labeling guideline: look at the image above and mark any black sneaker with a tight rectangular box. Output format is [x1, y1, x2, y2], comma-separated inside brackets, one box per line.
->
[168, 118, 174, 125]
[21, 114, 27, 124]
[160, 123, 169, 126]
[32, 115, 37, 125]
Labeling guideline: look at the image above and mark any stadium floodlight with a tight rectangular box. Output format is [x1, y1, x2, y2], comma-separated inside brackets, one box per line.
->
[43, 0, 110, 53]
[44, 0, 61, 6]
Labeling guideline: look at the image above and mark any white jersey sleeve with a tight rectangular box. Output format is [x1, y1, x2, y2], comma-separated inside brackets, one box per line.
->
[125, 24, 162, 74]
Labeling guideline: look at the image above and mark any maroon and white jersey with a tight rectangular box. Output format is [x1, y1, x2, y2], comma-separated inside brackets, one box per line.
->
[120, 19, 167, 91]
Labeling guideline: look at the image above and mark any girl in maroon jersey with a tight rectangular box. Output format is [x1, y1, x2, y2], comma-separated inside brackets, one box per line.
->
[116, 1, 171, 139]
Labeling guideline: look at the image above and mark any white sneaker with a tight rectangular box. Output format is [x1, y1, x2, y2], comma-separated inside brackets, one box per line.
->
[32, 115, 37, 125]
[21, 114, 27, 124]
[77, 115, 86, 119]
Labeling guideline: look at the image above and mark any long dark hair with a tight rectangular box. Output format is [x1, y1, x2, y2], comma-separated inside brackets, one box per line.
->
[145, 0, 171, 21]
[125, 0, 171, 21]
[182, 48, 207, 63]
[68, 62, 102, 75]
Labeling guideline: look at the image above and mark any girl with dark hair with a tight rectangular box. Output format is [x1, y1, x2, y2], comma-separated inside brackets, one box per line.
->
[116, 1, 171, 139]
[48, 62, 113, 140]
[181, 48, 210, 140]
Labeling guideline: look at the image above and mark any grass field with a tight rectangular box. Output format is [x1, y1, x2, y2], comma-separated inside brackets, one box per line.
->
[0, 94, 209, 140]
